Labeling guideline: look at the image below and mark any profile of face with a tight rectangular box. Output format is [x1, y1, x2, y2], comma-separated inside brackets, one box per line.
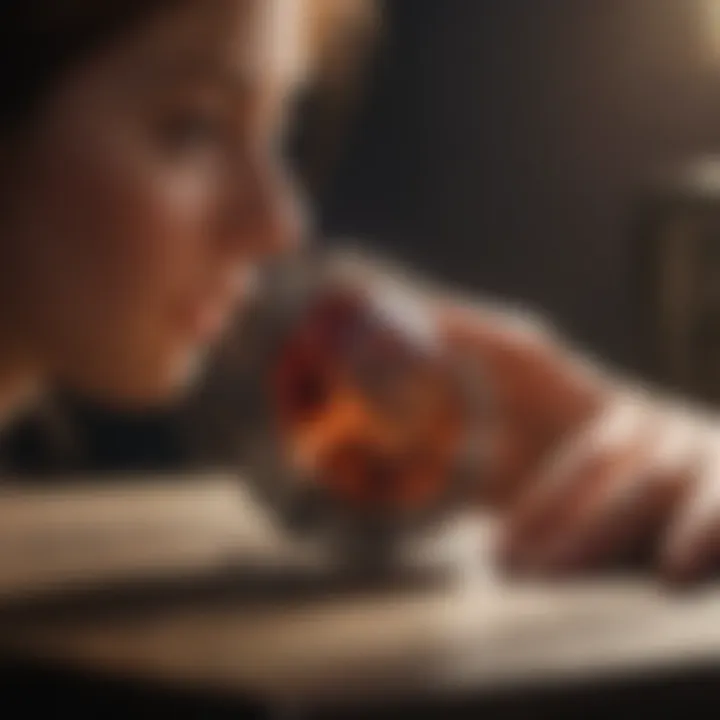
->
[0, 0, 305, 409]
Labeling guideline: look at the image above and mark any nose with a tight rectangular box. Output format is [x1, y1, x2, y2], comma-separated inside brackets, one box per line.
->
[224, 156, 308, 262]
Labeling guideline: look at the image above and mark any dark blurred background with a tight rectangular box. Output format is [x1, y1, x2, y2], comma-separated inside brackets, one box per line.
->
[7, 0, 720, 474]
[322, 0, 720, 369]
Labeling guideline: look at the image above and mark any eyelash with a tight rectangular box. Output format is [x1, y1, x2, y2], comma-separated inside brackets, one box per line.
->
[159, 102, 288, 166]
[162, 109, 227, 154]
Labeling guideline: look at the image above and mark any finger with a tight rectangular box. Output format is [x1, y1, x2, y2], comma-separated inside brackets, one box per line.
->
[661, 435, 720, 583]
[533, 465, 688, 575]
[530, 410, 701, 574]
[499, 397, 648, 567]
[508, 442, 652, 575]
[499, 448, 626, 572]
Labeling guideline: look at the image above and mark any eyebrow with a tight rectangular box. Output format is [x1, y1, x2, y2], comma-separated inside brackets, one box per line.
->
[142, 56, 247, 92]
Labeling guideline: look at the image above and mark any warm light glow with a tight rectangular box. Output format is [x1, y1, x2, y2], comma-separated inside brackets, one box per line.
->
[703, 0, 720, 60]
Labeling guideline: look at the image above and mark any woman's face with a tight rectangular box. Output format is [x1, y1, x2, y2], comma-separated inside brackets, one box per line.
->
[0, 0, 305, 408]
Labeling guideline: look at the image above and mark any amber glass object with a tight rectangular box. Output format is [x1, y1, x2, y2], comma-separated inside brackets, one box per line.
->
[264, 255, 487, 531]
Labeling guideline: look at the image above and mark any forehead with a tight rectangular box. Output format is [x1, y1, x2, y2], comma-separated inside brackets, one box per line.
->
[131, 0, 309, 90]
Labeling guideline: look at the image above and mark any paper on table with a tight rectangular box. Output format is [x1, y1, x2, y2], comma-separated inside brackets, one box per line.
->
[0, 474, 305, 600]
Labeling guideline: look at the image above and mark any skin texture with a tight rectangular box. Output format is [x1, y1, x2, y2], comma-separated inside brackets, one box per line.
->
[0, 0, 719, 583]
[438, 300, 720, 584]
[496, 391, 720, 584]
[0, 0, 304, 411]
[436, 301, 608, 510]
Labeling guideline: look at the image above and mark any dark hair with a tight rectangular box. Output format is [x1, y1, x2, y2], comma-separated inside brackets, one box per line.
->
[0, 1, 182, 130]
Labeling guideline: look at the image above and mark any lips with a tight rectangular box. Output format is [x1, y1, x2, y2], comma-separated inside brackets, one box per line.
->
[176, 269, 258, 343]
[186, 302, 230, 341]
[176, 292, 237, 343]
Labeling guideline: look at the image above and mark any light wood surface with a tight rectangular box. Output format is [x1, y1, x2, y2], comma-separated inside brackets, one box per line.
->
[0, 474, 720, 712]
[0, 474, 297, 598]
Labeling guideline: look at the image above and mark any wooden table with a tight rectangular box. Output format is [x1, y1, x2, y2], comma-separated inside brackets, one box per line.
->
[1, 475, 720, 716]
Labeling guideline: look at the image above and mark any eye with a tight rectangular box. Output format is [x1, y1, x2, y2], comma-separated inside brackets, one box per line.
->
[160, 109, 226, 155]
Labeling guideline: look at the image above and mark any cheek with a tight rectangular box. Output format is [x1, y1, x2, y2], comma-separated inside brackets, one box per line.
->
[26, 143, 219, 340]
[15, 142, 229, 402]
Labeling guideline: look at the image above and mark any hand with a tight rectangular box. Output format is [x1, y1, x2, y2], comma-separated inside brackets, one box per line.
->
[437, 298, 720, 584]
[436, 300, 608, 509]
[499, 393, 720, 583]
